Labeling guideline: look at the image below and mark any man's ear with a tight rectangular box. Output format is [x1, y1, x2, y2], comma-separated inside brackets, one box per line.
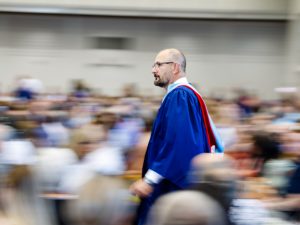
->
[173, 63, 180, 74]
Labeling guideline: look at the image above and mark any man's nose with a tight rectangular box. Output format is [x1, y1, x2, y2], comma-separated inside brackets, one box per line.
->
[152, 66, 157, 73]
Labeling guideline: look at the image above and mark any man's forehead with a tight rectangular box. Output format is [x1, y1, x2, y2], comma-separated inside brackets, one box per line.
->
[155, 51, 171, 61]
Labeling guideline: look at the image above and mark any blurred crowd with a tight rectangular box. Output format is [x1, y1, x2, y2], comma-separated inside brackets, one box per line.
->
[0, 76, 299, 225]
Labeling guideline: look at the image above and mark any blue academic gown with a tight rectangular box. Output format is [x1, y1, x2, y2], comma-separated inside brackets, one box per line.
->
[136, 86, 211, 225]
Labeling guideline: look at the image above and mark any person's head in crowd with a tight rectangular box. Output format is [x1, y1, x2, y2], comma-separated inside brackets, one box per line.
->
[69, 124, 105, 160]
[280, 96, 298, 113]
[93, 112, 118, 131]
[251, 131, 281, 162]
[14, 75, 34, 100]
[0, 139, 36, 188]
[30, 115, 67, 148]
[152, 48, 186, 89]
[68, 175, 136, 225]
[28, 100, 52, 115]
[189, 153, 238, 215]
[66, 104, 93, 128]
[146, 191, 226, 225]
[71, 79, 91, 98]
[122, 83, 138, 98]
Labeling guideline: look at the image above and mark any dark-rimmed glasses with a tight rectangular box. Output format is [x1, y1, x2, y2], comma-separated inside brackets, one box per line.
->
[152, 61, 174, 69]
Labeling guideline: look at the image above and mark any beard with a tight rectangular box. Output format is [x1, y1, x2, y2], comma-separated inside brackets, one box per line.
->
[154, 76, 168, 88]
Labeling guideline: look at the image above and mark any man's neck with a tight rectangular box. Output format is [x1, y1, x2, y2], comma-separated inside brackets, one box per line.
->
[166, 76, 188, 93]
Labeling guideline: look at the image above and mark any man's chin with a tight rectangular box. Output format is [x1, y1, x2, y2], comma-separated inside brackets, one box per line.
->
[154, 81, 166, 88]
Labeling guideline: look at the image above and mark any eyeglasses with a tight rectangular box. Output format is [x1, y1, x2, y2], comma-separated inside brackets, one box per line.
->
[152, 61, 174, 69]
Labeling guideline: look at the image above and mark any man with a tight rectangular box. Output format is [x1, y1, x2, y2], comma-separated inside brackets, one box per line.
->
[130, 48, 223, 225]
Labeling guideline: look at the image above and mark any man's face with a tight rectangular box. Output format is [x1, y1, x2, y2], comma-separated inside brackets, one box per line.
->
[152, 52, 174, 88]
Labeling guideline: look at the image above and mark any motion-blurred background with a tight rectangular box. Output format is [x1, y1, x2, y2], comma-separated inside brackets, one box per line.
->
[0, 1, 300, 225]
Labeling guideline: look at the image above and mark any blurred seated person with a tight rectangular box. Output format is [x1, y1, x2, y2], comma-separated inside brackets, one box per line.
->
[64, 104, 93, 129]
[189, 154, 238, 225]
[145, 191, 226, 225]
[35, 143, 78, 193]
[0, 139, 55, 225]
[189, 153, 273, 225]
[263, 156, 300, 221]
[262, 157, 295, 196]
[70, 79, 91, 98]
[235, 131, 282, 178]
[40, 116, 69, 147]
[126, 118, 152, 173]
[189, 154, 237, 213]
[66, 175, 135, 225]
[235, 89, 261, 119]
[106, 105, 144, 154]
[14, 76, 43, 101]
[246, 131, 296, 195]
[59, 124, 125, 194]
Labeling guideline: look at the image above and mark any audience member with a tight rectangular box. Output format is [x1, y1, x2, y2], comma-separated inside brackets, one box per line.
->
[146, 191, 226, 225]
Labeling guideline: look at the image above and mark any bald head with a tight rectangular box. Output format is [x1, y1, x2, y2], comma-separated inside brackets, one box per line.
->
[146, 191, 226, 225]
[158, 48, 186, 72]
[189, 154, 238, 213]
[190, 153, 236, 185]
[152, 48, 187, 88]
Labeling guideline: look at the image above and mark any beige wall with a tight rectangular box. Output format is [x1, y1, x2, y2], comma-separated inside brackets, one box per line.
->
[283, 0, 300, 87]
[0, 14, 286, 99]
[0, 0, 289, 19]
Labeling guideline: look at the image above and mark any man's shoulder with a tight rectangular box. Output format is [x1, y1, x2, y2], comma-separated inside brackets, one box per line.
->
[167, 85, 198, 100]
[170, 85, 197, 96]
[164, 85, 199, 107]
